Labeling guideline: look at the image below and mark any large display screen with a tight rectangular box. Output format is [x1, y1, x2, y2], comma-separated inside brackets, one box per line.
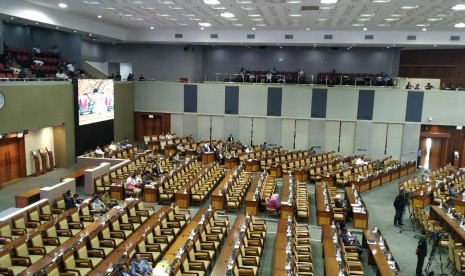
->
[77, 79, 114, 126]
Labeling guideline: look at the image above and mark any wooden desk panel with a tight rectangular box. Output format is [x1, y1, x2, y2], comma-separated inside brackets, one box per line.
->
[345, 187, 369, 229]
[371, 175, 381, 189]
[294, 168, 308, 182]
[430, 206, 465, 244]
[321, 175, 335, 188]
[362, 230, 397, 276]
[352, 179, 371, 193]
[244, 159, 260, 172]
[315, 184, 331, 226]
[224, 157, 239, 169]
[15, 187, 41, 208]
[270, 164, 283, 178]
[211, 215, 245, 275]
[60, 165, 96, 186]
[322, 225, 341, 276]
[144, 186, 158, 202]
[381, 171, 392, 184]
[244, 174, 261, 215]
[110, 184, 123, 200]
[273, 218, 290, 276]
[280, 175, 294, 219]
[210, 171, 235, 211]
[201, 152, 215, 164]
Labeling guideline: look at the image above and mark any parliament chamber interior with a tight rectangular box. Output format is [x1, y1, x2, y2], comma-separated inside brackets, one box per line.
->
[2, 1, 465, 275]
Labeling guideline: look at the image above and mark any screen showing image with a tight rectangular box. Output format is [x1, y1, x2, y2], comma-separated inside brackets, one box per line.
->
[78, 79, 114, 126]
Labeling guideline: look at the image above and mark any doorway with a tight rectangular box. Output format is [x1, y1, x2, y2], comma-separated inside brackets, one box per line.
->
[419, 134, 448, 171]
[0, 137, 25, 185]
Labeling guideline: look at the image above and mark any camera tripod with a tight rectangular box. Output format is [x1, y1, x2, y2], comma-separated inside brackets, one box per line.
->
[399, 200, 415, 233]
[425, 232, 447, 276]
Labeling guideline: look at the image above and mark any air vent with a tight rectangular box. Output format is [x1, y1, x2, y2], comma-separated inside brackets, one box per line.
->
[365, 35, 374, 40]
[407, 35, 416, 41]
[247, 34, 255, 39]
[451, 35, 460, 41]
[285, 34, 293, 40]
[210, 34, 218, 39]
[175, 33, 182, 38]
[301, 5, 319, 11]
[324, 34, 333, 40]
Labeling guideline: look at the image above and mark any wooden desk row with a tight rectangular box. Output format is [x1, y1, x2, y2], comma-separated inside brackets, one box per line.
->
[430, 205, 465, 245]
[273, 218, 293, 276]
[362, 229, 400, 276]
[321, 224, 343, 276]
[280, 174, 295, 219]
[244, 174, 265, 216]
[315, 183, 332, 226]
[345, 187, 369, 229]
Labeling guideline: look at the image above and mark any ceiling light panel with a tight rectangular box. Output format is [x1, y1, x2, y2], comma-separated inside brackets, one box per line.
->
[321, 0, 337, 3]
[84, 1, 101, 4]
[452, 4, 465, 10]
[203, 0, 221, 5]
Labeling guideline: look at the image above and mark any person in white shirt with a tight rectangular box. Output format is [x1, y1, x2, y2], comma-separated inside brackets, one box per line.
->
[176, 143, 185, 152]
[95, 146, 104, 157]
[32, 45, 41, 54]
[32, 58, 44, 66]
[355, 156, 367, 166]
[91, 195, 109, 214]
[165, 133, 173, 139]
[109, 141, 117, 153]
[55, 69, 69, 79]
[66, 63, 75, 72]
[422, 170, 430, 183]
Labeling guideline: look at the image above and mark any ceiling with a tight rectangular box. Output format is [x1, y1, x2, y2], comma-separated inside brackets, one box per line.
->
[17, 0, 465, 32]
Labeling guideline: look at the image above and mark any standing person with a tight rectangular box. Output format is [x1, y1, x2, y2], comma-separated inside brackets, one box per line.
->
[227, 134, 234, 143]
[416, 230, 428, 276]
[393, 190, 406, 227]
[417, 148, 423, 169]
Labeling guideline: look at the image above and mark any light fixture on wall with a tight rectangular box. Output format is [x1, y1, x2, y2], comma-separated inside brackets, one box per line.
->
[17, 131, 24, 138]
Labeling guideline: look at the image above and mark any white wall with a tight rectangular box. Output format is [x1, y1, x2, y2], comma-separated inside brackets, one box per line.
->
[24, 127, 54, 175]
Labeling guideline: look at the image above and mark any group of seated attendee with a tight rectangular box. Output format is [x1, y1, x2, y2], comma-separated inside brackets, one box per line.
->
[235, 67, 304, 83]
[317, 71, 393, 86]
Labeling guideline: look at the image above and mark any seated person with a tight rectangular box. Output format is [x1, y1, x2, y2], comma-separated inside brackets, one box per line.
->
[90, 194, 109, 215]
[115, 264, 131, 276]
[138, 74, 145, 81]
[152, 162, 163, 177]
[95, 146, 104, 157]
[266, 73, 272, 83]
[261, 142, 267, 150]
[176, 143, 185, 153]
[340, 225, 364, 256]
[334, 194, 344, 208]
[355, 156, 368, 166]
[100, 191, 111, 206]
[268, 193, 281, 211]
[449, 183, 458, 197]
[249, 73, 255, 82]
[172, 153, 181, 163]
[109, 141, 117, 153]
[421, 170, 430, 183]
[64, 190, 75, 209]
[425, 83, 434, 90]
[309, 147, 316, 155]
[126, 173, 141, 197]
[32, 58, 44, 66]
[130, 253, 153, 276]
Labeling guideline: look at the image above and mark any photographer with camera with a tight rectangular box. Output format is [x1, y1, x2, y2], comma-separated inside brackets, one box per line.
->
[393, 189, 407, 227]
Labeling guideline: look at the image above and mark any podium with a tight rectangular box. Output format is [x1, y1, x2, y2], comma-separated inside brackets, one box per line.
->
[38, 149, 48, 174]
[202, 152, 215, 164]
[45, 147, 54, 171]
[31, 150, 41, 176]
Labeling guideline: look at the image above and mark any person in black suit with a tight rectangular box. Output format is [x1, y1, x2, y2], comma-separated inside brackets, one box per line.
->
[114, 264, 131, 276]
[227, 134, 234, 143]
[393, 190, 407, 227]
[416, 230, 428, 276]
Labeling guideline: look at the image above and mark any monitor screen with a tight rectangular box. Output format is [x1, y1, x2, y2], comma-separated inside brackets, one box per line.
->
[77, 79, 114, 126]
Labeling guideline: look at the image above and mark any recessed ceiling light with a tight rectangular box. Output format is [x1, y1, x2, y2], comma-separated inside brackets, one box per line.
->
[233, 23, 243, 26]
[169, 6, 184, 10]
[156, 14, 170, 17]
[200, 27, 204, 30]
[120, 14, 133, 17]
[178, 23, 189, 25]
[306, 28, 310, 30]
[98, 15, 102, 18]
[351, 23, 364, 26]
[237, 0, 253, 3]
[427, 18, 442, 22]
[252, 27, 256, 30]
[203, 0, 220, 4]
[56, 26, 59, 29]
[131, 17, 144, 20]
[199, 22, 211, 27]
[360, 14, 374, 17]
[74, 30, 77, 33]
[422, 28, 427, 31]
[321, 0, 337, 3]
[251, 18, 263, 21]
[228, 18, 238, 21]
[401, 5, 419, 10]
[372, 0, 390, 2]
[132, 1, 143, 3]
[242, 6, 255, 11]
[452, 4, 465, 11]
[220, 12, 235, 18]
[58, 3, 68, 8]
[289, 13, 302, 17]
[434, 45, 437, 47]
[384, 18, 399, 21]
[169, 18, 177, 21]
[89, 33, 93, 36]
[416, 23, 429, 27]
[10, 17, 14, 20]
[287, 0, 301, 3]
[317, 18, 328, 21]
[378, 23, 389, 26]
[363, 27, 367, 31]
[183, 14, 196, 17]
[139, 6, 155, 9]
[256, 23, 267, 26]
[390, 14, 404, 17]
[212, 6, 226, 9]
[150, 26, 154, 29]
[84, 1, 101, 4]
[158, 0, 174, 3]
[248, 14, 261, 17]
[101, 6, 115, 10]
[319, 6, 334, 10]
[455, 22, 465, 28]
[357, 18, 371, 21]
[35, 22, 38, 25]
[190, 18, 201, 21]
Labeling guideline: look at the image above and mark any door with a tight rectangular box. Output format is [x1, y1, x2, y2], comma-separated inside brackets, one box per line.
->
[0, 138, 22, 184]
[419, 137, 446, 171]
